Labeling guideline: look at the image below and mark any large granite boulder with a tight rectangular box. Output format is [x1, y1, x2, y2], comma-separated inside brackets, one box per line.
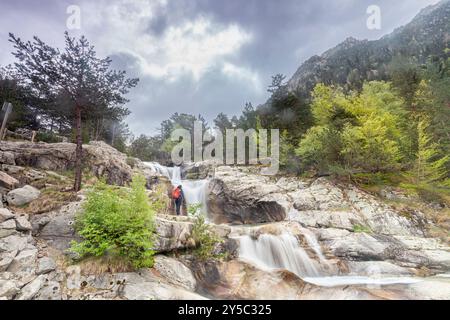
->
[153, 255, 197, 291]
[207, 167, 289, 224]
[61, 260, 205, 300]
[117, 271, 206, 300]
[181, 161, 215, 180]
[0, 141, 160, 187]
[31, 201, 82, 251]
[0, 208, 14, 223]
[207, 166, 427, 235]
[315, 228, 450, 272]
[0, 151, 15, 166]
[154, 215, 196, 252]
[192, 259, 411, 300]
[0, 171, 19, 190]
[288, 178, 426, 237]
[0, 142, 77, 171]
[6, 185, 41, 207]
[208, 166, 426, 236]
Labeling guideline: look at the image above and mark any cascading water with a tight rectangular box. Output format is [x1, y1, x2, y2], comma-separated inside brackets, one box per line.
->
[144, 162, 209, 214]
[236, 228, 423, 287]
[298, 226, 330, 267]
[145, 162, 424, 288]
[238, 232, 321, 278]
[145, 162, 180, 182]
[145, 163, 330, 279]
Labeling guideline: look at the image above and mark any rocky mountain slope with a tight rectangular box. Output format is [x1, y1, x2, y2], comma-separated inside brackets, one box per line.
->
[283, 0, 450, 98]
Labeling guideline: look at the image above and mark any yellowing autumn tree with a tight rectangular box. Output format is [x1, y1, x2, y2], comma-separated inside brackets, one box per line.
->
[297, 82, 406, 175]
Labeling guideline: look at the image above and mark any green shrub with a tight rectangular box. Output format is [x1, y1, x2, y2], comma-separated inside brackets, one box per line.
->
[187, 204, 223, 261]
[353, 172, 397, 186]
[352, 224, 372, 234]
[36, 131, 64, 143]
[416, 186, 445, 204]
[126, 157, 138, 169]
[400, 182, 450, 206]
[70, 175, 156, 269]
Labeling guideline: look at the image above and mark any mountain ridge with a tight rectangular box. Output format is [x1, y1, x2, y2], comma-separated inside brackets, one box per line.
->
[282, 0, 450, 98]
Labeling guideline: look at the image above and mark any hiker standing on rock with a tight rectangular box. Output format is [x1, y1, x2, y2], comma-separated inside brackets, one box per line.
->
[172, 185, 185, 216]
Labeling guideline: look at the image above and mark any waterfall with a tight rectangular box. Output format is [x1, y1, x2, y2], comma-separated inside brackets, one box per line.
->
[238, 232, 321, 278]
[180, 180, 209, 211]
[235, 222, 338, 279]
[144, 162, 208, 214]
[145, 162, 181, 182]
[236, 228, 426, 287]
[299, 227, 329, 266]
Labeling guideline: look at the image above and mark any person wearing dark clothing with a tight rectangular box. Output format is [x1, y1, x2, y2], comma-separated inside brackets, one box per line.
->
[172, 185, 185, 216]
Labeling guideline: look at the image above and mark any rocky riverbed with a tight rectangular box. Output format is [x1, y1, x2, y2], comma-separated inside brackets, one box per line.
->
[0, 141, 449, 300]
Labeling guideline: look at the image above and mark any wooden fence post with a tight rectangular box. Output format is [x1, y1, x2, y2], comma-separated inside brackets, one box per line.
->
[0, 102, 13, 141]
[31, 131, 37, 143]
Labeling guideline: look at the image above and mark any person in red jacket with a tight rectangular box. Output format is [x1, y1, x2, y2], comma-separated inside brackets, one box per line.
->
[172, 185, 185, 216]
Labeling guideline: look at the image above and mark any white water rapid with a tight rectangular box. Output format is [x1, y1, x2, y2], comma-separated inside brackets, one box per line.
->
[298, 226, 331, 268]
[302, 276, 422, 287]
[237, 231, 322, 278]
[235, 226, 422, 287]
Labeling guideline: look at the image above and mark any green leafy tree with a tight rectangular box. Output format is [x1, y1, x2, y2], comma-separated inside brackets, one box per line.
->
[0, 66, 41, 130]
[157, 113, 210, 161]
[71, 175, 156, 269]
[310, 84, 353, 127]
[341, 118, 401, 172]
[296, 125, 336, 173]
[297, 82, 407, 175]
[389, 57, 421, 109]
[418, 56, 450, 158]
[238, 102, 258, 130]
[267, 74, 287, 98]
[129, 134, 168, 162]
[296, 84, 352, 173]
[414, 117, 449, 184]
[214, 112, 233, 135]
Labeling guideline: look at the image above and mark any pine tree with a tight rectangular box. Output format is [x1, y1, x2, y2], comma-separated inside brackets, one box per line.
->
[9, 32, 138, 191]
[414, 117, 449, 184]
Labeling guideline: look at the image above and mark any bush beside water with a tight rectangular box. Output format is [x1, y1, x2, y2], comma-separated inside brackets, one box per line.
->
[70, 175, 157, 269]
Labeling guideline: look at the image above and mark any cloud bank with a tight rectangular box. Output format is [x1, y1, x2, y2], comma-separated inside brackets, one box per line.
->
[0, 0, 441, 135]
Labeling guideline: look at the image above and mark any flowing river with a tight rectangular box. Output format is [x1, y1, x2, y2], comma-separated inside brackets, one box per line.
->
[143, 162, 428, 289]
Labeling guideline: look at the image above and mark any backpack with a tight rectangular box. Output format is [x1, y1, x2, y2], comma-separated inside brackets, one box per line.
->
[172, 187, 181, 200]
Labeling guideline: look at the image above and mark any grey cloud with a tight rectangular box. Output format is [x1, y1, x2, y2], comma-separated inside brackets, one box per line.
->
[0, 0, 441, 136]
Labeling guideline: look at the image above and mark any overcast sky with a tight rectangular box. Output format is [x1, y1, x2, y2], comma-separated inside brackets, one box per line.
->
[0, 0, 441, 136]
